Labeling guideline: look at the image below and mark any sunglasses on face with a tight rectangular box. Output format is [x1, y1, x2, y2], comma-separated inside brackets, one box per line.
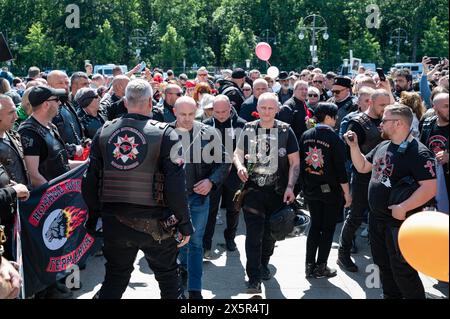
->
[332, 89, 344, 95]
[243, 88, 252, 91]
[46, 97, 60, 102]
[313, 80, 323, 84]
[308, 94, 319, 98]
[168, 92, 183, 97]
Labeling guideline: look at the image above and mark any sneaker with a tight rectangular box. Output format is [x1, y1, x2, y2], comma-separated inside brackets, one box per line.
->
[225, 238, 237, 251]
[337, 254, 358, 272]
[305, 262, 315, 278]
[203, 249, 212, 259]
[261, 265, 271, 280]
[246, 281, 262, 294]
[188, 290, 203, 299]
[313, 263, 337, 278]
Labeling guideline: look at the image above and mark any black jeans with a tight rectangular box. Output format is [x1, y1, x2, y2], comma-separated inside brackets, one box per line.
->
[242, 187, 283, 283]
[203, 182, 240, 250]
[98, 215, 183, 299]
[306, 197, 340, 264]
[339, 178, 369, 254]
[369, 216, 425, 299]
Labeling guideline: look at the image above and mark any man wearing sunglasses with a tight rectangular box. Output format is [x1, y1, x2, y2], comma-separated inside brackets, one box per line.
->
[327, 76, 357, 132]
[312, 73, 328, 101]
[159, 84, 183, 123]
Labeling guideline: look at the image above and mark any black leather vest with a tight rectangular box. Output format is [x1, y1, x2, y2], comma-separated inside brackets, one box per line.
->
[19, 117, 70, 181]
[53, 103, 84, 145]
[78, 109, 105, 139]
[349, 112, 383, 155]
[244, 120, 290, 194]
[99, 117, 169, 207]
[335, 96, 357, 131]
[0, 131, 30, 185]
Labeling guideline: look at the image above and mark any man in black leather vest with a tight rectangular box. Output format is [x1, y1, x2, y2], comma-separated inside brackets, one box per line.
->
[202, 95, 247, 257]
[234, 92, 300, 293]
[19, 86, 85, 188]
[83, 79, 193, 299]
[0, 95, 30, 261]
[47, 71, 87, 159]
[337, 89, 391, 272]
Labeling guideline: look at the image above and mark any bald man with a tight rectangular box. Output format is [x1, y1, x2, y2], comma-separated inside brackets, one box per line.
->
[169, 96, 230, 299]
[48, 71, 86, 159]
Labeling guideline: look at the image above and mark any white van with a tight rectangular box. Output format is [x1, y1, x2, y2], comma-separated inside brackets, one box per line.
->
[93, 64, 128, 76]
[392, 63, 423, 80]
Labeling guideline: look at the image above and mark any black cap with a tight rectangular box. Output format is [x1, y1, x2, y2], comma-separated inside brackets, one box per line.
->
[277, 71, 289, 80]
[333, 76, 352, 89]
[231, 68, 246, 79]
[28, 86, 67, 107]
[75, 88, 99, 108]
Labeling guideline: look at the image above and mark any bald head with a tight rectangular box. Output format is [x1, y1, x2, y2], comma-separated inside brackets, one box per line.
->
[112, 75, 130, 98]
[47, 70, 70, 92]
[433, 92, 449, 124]
[213, 95, 231, 123]
[174, 96, 197, 131]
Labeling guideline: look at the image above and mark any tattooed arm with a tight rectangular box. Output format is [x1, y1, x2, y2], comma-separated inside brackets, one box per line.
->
[284, 152, 300, 203]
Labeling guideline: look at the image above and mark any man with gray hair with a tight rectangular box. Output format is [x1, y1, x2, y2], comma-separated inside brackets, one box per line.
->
[239, 78, 269, 122]
[234, 92, 300, 293]
[83, 79, 193, 299]
[202, 95, 247, 257]
[346, 104, 437, 299]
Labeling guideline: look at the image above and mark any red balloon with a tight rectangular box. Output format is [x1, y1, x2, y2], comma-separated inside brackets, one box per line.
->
[255, 42, 272, 61]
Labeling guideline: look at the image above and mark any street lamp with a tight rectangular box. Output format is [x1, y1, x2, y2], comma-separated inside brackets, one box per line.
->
[298, 14, 329, 66]
[259, 29, 277, 45]
[245, 59, 251, 70]
[128, 28, 149, 60]
[389, 28, 408, 63]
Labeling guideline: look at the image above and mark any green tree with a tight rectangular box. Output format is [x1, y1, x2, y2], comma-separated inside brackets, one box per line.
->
[420, 16, 449, 57]
[224, 25, 253, 66]
[88, 20, 121, 64]
[158, 24, 186, 69]
[19, 22, 55, 69]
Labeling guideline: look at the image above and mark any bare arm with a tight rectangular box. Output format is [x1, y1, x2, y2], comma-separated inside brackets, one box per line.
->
[233, 147, 248, 182]
[344, 131, 373, 174]
[24, 155, 47, 187]
[287, 152, 300, 189]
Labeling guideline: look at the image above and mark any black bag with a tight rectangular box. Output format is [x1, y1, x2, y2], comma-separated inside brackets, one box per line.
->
[388, 176, 435, 218]
[269, 205, 296, 241]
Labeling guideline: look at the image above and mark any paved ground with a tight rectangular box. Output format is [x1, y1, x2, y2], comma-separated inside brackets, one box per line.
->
[74, 210, 449, 299]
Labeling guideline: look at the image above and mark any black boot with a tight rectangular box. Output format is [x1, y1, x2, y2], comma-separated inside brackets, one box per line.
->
[305, 262, 315, 278]
[313, 263, 337, 278]
[337, 253, 358, 272]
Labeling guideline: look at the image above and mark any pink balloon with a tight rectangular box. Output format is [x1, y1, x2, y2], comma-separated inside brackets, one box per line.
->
[255, 42, 272, 61]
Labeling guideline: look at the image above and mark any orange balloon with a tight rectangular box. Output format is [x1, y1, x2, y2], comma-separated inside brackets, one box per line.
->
[398, 211, 449, 282]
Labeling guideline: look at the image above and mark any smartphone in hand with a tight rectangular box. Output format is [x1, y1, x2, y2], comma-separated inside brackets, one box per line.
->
[376, 67, 386, 82]
[138, 61, 146, 72]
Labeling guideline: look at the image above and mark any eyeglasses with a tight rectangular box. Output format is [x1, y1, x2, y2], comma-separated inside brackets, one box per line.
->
[381, 118, 400, 124]
[167, 92, 183, 97]
[313, 80, 323, 84]
[332, 89, 344, 95]
[308, 94, 319, 98]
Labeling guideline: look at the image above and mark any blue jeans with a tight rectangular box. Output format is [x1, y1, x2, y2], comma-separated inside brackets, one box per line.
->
[178, 193, 210, 292]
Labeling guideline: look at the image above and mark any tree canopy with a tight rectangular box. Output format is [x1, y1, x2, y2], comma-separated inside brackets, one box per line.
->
[0, 0, 447, 74]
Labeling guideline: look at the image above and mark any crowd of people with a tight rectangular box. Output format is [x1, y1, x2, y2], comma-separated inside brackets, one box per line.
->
[0, 56, 448, 299]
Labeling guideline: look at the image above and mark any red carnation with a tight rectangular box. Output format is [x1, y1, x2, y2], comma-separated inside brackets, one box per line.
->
[251, 111, 260, 119]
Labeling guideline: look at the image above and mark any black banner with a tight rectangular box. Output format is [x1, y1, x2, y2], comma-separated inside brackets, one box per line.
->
[18, 164, 95, 297]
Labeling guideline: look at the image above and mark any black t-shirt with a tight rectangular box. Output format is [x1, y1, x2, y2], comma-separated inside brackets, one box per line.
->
[299, 125, 348, 200]
[237, 122, 298, 188]
[366, 139, 436, 221]
[20, 121, 56, 160]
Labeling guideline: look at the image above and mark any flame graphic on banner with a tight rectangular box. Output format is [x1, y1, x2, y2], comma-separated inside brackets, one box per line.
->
[62, 206, 87, 238]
